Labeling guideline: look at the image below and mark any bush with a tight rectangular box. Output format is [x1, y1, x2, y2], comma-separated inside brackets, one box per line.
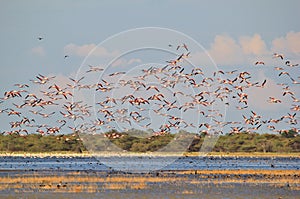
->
[0, 130, 299, 153]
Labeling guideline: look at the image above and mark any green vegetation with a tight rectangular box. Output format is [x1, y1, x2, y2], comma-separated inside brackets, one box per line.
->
[0, 130, 299, 153]
[0, 134, 85, 153]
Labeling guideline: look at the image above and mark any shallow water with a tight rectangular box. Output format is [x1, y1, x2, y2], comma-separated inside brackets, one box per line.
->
[0, 156, 299, 172]
[1, 156, 299, 198]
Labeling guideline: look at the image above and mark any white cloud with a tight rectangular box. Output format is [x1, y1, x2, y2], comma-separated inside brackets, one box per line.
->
[208, 34, 245, 65]
[111, 58, 143, 68]
[30, 46, 46, 56]
[64, 43, 119, 57]
[127, 58, 142, 65]
[63, 32, 300, 67]
[239, 34, 268, 55]
[111, 58, 126, 67]
[196, 32, 300, 66]
[272, 31, 300, 55]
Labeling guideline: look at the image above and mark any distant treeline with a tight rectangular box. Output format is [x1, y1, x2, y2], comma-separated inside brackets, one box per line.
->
[0, 130, 299, 153]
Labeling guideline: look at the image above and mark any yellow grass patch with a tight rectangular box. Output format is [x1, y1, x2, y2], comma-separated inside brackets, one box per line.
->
[103, 183, 127, 190]
[1, 170, 299, 193]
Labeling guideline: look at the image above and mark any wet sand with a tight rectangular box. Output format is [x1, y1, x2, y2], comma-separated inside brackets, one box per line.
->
[1, 169, 299, 199]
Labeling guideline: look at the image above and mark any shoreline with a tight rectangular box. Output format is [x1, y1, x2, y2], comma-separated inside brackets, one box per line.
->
[0, 151, 299, 158]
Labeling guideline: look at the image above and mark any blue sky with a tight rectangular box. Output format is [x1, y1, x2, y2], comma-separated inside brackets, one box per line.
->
[1, 0, 299, 82]
[0, 0, 299, 135]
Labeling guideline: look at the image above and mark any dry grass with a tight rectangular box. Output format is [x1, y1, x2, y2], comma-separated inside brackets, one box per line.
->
[181, 190, 194, 194]
[1, 170, 299, 193]
[185, 152, 300, 157]
[1, 175, 180, 185]
[176, 169, 300, 175]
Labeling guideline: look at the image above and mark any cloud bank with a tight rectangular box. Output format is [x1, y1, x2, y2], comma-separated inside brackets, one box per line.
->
[202, 31, 300, 66]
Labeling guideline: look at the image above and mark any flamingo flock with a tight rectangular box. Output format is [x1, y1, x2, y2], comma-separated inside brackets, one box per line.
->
[0, 43, 299, 138]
